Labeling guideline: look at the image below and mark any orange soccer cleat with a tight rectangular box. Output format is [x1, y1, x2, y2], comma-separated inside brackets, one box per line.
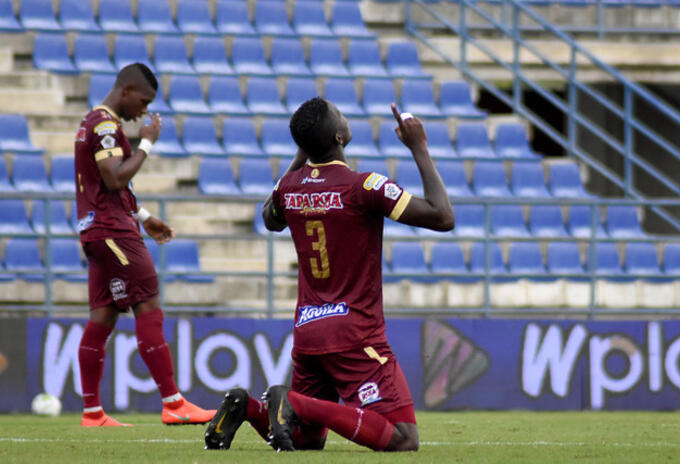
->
[162, 398, 217, 425]
[81, 410, 132, 427]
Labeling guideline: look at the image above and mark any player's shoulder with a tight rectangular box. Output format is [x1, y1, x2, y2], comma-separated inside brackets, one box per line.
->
[359, 171, 390, 192]
[84, 107, 120, 136]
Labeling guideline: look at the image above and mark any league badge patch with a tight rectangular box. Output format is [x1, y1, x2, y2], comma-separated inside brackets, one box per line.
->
[357, 382, 382, 406]
[384, 183, 402, 200]
[109, 278, 128, 301]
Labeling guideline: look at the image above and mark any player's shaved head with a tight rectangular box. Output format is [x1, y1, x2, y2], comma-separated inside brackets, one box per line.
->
[115, 63, 158, 93]
[290, 97, 348, 162]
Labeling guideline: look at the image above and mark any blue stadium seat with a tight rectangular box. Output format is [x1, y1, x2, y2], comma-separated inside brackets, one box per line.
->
[254, 0, 295, 36]
[507, 242, 547, 280]
[98, 0, 138, 33]
[148, 79, 172, 114]
[5, 238, 44, 282]
[323, 78, 365, 117]
[198, 158, 240, 195]
[605, 205, 645, 238]
[0, 0, 21, 31]
[260, 119, 297, 157]
[439, 81, 487, 118]
[472, 161, 511, 197]
[356, 159, 389, 177]
[385, 42, 428, 79]
[548, 162, 590, 197]
[231, 37, 273, 75]
[181, 117, 225, 156]
[222, 118, 265, 157]
[625, 242, 662, 280]
[33, 203, 74, 235]
[59, 0, 99, 32]
[165, 239, 214, 283]
[152, 118, 188, 157]
[88, 74, 116, 108]
[49, 239, 86, 282]
[192, 36, 234, 75]
[491, 205, 529, 237]
[425, 122, 457, 159]
[137, 0, 178, 34]
[400, 80, 443, 118]
[456, 123, 496, 159]
[430, 242, 468, 281]
[344, 120, 380, 158]
[510, 161, 550, 197]
[246, 77, 288, 115]
[50, 156, 75, 192]
[494, 123, 540, 159]
[238, 158, 275, 195]
[394, 161, 424, 197]
[20, 0, 60, 30]
[0, 115, 43, 155]
[271, 38, 311, 76]
[469, 242, 507, 280]
[436, 161, 473, 197]
[208, 76, 250, 115]
[73, 34, 115, 73]
[285, 77, 318, 113]
[383, 219, 416, 238]
[33, 33, 76, 73]
[663, 243, 680, 275]
[529, 205, 568, 237]
[176, 0, 217, 35]
[547, 241, 586, 280]
[390, 242, 431, 282]
[362, 79, 396, 117]
[12, 156, 52, 192]
[331, 2, 374, 38]
[378, 120, 410, 158]
[452, 204, 484, 236]
[0, 157, 13, 192]
[588, 242, 626, 280]
[153, 36, 195, 74]
[168, 75, 211, 114]
[293, 1, 333, 36]
[216, 0, 256, 35]
[347, 40, 388, 77]
[568, 205, 606, 238]
[114, 35, 154, 72]
[309, 38, 349, 76]
[0, 200, 32, 233]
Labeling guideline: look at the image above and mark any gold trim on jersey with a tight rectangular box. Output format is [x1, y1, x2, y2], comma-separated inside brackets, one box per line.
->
[389, 191, 412, 221]
[307, 160, 348, 168]
[93, 105, 120, 122]
[105, 239, 129, 266]
[364, 347, 388, 365]
[94, 147, 123, 161]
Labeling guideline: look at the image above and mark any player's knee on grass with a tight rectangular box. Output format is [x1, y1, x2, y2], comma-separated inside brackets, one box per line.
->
[386, 423, 419, 452]
[292, 424, 328, 450]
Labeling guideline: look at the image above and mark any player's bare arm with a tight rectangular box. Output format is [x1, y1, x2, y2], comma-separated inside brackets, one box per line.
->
[262, 149, 308, 231]
[390, 103, 455, 231]
[97, 113, 162, 191]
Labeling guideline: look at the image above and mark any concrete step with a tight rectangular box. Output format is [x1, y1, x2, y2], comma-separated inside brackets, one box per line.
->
[0, 88, 64, 114]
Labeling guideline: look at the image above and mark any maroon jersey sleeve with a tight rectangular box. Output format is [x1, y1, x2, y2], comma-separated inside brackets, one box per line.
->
[88, 112, 125, 163]
[356, 172, 413, 221]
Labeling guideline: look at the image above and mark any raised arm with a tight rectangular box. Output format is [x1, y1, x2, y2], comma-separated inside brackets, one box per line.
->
[390, 104, 454, 231]
[262, 148, 308, 231]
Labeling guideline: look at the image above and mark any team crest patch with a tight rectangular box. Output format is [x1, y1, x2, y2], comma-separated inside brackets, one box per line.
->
[296, 302, 349, 327]
[384, 183, 402, 200]
[358, 382, 382, 406]
[94, 121, 117, 136]
[76, 126, 86, 142]
[101, 135, 116, 149]
[109, 278, 127, 301]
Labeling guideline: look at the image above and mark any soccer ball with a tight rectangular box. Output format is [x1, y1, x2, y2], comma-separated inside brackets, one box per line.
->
[31, 393, 62, 417]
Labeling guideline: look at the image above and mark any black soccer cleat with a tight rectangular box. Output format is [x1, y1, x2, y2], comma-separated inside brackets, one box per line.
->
[204, 388, 249, 450]
[263, 385, 298, 452]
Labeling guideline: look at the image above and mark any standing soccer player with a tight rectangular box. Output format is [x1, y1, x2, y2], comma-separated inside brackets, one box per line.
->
[205, 98, 453, 451]
[75, 63, 215, 427]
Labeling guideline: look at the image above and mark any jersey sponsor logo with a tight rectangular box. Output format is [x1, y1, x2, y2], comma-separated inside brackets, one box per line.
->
[363, 173, 388, 191]
[76, 211, 95, 232]
[100, 135, 116, 149]
[295, 302, 349, 327]
[109, 278, 128, 301]
[284, 192, 343, 212]
[357, 382, 382, 406]
[384, 183, 402, 200]
[76, 126, 86, 142]
[94, 121, 117, 136]
[301, 176, 325, 184]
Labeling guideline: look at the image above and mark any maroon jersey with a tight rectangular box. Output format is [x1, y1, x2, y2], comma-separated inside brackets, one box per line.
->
[74, 105, 140, 242]
[272, 160, 412, 355]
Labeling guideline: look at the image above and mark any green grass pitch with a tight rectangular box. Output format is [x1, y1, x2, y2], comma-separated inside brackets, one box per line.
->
[1, 411, 679, 463]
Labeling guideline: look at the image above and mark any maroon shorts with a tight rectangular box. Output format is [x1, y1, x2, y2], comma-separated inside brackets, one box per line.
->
[83, 237, 158, 310]
[291, 342, 416, 424]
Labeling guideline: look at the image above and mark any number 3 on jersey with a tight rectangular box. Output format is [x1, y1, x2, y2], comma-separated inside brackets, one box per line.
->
[306, 220, 330, 279]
